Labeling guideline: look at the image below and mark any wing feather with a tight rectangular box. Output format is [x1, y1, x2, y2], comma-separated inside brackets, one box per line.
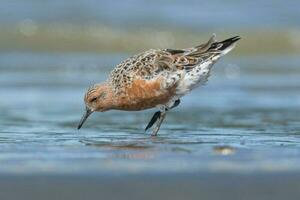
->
[109, 34, 240, 94]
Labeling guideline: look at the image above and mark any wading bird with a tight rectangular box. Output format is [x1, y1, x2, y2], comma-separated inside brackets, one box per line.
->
[78, 34, 240, 136]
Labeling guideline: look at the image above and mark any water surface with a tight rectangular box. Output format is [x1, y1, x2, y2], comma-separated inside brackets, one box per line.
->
[0, 52, 299, 175]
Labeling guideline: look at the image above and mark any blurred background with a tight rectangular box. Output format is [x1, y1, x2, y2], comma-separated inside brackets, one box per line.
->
[0, 1, 300, 199]
[1, 0, 300, 54]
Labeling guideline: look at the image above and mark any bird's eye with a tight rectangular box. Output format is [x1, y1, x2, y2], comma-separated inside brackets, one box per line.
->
[90, 97, 98, 102]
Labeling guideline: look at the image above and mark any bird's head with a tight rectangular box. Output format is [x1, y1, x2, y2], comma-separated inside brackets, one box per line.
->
[77, 83, 113, 129]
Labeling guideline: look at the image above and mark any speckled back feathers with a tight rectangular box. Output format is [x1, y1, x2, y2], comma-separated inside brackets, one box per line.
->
[108, 35, 239, 96]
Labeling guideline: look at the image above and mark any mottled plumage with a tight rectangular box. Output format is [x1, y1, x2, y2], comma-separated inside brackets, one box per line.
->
[78, 34, 240, 136]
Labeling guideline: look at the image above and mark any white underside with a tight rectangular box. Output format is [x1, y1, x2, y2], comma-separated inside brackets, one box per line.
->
[160, 44, 236, 110]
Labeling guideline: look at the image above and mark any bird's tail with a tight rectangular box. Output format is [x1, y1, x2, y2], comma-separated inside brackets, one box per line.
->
[187, 34, 241, 57]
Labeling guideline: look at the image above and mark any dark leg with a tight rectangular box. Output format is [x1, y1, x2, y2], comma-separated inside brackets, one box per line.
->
[145, 111, 161, 131]
[144, 99, 181, 133]
[170, 99, 180, 109]
[151, 111, 166, 136]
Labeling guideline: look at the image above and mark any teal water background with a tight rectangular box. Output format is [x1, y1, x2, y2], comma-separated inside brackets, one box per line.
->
[1, 53, 300, 174]
[0, 0, 300, 176]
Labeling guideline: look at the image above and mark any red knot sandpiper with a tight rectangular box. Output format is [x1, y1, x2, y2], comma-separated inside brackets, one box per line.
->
[78, 34, 240, 136]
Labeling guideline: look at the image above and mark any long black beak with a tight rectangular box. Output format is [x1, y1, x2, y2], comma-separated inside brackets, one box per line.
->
[77, 107, 93, 129]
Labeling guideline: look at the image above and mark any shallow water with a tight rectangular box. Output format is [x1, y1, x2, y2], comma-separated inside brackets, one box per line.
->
[0, 52, 299, 175]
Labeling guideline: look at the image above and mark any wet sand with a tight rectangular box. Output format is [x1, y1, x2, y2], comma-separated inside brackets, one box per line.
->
[1, 172, 300, 200]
